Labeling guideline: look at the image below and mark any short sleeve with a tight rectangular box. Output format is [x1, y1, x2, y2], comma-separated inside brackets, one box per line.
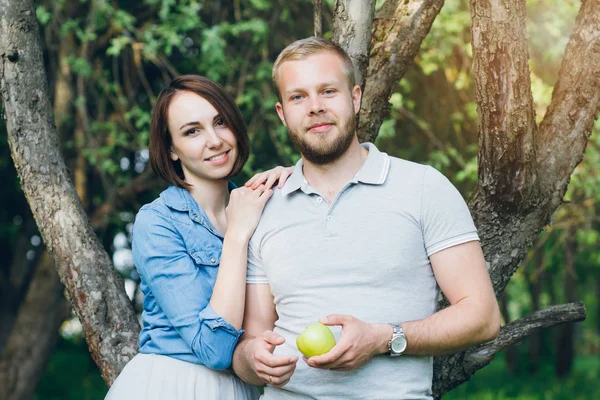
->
[246, 234, 268, 284]
[421, 167, 479, 257]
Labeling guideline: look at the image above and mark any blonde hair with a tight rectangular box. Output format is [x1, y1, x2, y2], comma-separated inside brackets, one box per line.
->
[272, 37, 356, 102]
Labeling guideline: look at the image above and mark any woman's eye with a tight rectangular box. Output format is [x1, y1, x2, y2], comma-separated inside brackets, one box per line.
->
[215, 119, 225, 127]
[185, 128, 199, 136]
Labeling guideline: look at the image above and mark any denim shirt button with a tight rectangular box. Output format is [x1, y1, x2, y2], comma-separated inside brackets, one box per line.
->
[211, 257, 216, 263]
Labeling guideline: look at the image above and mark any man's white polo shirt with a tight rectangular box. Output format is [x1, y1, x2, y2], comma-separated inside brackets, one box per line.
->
[247, 143, 479, 400]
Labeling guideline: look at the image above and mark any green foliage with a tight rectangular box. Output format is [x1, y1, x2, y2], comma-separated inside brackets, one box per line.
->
[36, 5, 52, 25]
[445, 353, 600, 400]
[34, 338, 107, 400]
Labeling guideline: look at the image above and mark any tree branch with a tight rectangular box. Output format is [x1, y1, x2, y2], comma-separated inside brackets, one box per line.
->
[358, 0, 445, 143]
[536, 0, 600, 215]
[314, 0, 323, 37]
[332, 0, 377, 88]
[433, 302, 586, 398]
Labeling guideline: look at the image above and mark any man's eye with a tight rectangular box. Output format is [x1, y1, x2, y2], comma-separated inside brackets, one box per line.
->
[291, 95, 302, 101]
[324, 89, 335, 95]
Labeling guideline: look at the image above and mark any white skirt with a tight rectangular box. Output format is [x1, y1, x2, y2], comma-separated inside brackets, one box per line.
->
[105, 353, 260, 400]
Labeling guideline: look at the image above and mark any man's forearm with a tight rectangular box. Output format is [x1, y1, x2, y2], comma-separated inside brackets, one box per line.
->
[402, 298, 500, 356]
[232, 335, 264, 386]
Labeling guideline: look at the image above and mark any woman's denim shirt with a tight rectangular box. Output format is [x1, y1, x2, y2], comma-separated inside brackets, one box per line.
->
[132, 184, 243, 370]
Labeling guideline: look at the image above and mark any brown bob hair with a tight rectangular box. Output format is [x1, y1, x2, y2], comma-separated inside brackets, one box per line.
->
[149, 75, 250, 189]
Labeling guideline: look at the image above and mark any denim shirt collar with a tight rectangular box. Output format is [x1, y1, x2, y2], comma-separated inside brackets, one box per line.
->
[281, 142, 390, 196]
[159, 182, 237, 237]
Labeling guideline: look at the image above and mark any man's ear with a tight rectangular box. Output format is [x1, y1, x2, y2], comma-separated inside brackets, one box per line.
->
[275, 102, 287, 127]
[352, 85, 362, 115]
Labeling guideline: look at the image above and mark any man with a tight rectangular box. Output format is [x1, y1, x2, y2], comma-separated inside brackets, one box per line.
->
[232, 37, 500, 399]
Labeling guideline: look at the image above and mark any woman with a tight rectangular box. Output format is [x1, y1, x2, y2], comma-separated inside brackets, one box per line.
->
[106, 75, 292, 399]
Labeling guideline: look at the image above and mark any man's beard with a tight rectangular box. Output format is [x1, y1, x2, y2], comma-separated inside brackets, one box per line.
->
[288, 115, 356, 165]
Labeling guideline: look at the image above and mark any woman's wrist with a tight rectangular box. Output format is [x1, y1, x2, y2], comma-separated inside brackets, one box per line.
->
[224, 228, 252, 244]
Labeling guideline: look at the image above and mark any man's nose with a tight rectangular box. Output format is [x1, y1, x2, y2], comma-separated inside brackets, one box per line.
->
[308, 96, 326, 115]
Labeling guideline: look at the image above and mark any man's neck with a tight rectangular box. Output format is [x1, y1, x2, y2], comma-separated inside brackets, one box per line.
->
[302, 139, 368, 203]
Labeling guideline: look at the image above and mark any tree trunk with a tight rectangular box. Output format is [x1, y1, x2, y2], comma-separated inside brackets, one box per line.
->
[0, 252, 71, 400]
[357, 0, 445, 143]
[332, 0, 376, 89]
[431, 0, 597, 394]
[0, 0, 139, 385]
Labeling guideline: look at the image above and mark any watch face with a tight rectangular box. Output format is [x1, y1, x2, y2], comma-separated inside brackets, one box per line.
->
[391, 336, 407, 354]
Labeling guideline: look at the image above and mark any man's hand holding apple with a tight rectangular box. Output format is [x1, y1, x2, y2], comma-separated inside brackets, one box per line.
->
[245, 330, 299, 387]
[303, 314, 392, 371]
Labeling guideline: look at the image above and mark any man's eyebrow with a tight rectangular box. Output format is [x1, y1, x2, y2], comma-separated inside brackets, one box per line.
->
[284, 82, 340, 95]
[284, 87, 303, 95]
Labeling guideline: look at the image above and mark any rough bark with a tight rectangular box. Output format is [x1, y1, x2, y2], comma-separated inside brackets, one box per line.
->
[471, 0, 600, 298]
[314, 0, 323, 37]
[0, 0, 139, 386]
[0, 252, 71, 400]
[332, 0, 376, 89]
[471, 0, 537, 209]
[357, 0, 445, 143]
[431, 0, 598, 395]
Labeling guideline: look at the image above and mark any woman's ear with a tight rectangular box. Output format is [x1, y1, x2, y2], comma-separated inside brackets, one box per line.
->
[170, 148, 179, 161]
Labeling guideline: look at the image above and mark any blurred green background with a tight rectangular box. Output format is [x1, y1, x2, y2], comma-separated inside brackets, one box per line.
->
[0, 0, 597, 398]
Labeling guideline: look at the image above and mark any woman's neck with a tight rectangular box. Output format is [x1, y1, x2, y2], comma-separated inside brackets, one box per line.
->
[186, 178, 230, 217]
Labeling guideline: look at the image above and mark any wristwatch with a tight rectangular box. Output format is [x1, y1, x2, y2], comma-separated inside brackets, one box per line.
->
[388, 324, 407, 356]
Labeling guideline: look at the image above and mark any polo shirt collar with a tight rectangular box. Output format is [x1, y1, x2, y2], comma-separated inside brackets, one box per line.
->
[354, 142, 390, 185]
[281, 142, 390, 197]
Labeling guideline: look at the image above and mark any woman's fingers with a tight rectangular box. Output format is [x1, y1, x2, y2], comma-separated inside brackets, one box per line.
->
[246, 165, 294, 190]
[256, 361, 297, 388]
[264, 171, 279, 189]
[278, 167, 293, 188]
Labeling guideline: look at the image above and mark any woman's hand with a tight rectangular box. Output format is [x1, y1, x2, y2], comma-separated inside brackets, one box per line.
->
[226, 186, 273, 241]
[245, 166, 294, 190]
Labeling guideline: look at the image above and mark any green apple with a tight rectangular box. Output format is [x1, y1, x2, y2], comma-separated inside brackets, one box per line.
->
[296, 322, 336, 358]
